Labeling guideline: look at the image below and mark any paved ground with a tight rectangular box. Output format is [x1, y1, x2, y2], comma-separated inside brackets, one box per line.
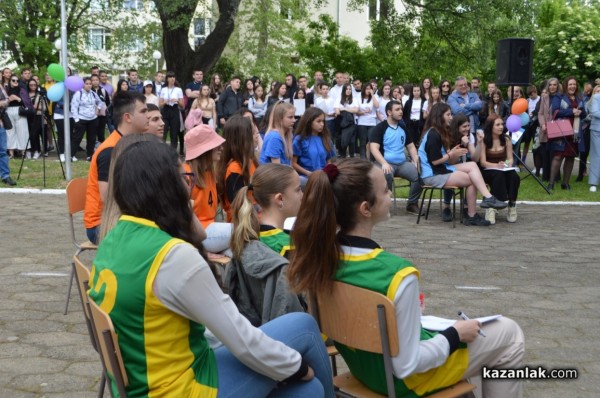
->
[0, 191, 598, 397]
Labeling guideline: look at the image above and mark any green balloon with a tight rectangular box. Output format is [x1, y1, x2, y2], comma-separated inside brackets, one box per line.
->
[47, 63, 65, 82]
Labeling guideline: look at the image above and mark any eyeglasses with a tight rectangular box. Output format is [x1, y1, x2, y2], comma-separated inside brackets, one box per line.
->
[11, 79, 18, 82]
[442, 84, 450, 87]
[181, 172, 195, 189]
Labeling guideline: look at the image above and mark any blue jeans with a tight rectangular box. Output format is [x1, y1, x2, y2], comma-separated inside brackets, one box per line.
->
[0, 127, 9, 180]
[215, 312, 334, 398]
[86, 226, 99, 245]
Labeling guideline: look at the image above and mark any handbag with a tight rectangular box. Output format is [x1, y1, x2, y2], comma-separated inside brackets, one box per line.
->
[0, 110, 12, 130]
[18, 105, 35, 117]
[339, 110, 355, 129]
[546, 119, 573, 140]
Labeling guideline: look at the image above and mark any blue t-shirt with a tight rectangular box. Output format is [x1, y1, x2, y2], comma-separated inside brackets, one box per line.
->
[292, 135, 336, 173]
[418, 129, 456, 178]
[260, 131, 291, 165]
[382, 125, 408, 164]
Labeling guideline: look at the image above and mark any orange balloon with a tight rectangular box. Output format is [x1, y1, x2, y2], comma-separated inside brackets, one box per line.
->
[511, 98, 528, 114]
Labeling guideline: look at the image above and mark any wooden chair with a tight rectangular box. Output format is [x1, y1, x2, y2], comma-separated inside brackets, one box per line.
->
[314, 282, 475, 398]
[88, 298, 129, 398]
[416, 186, 464, 228]
[64, 177, 98, 314]
[73, 255, 107, 398]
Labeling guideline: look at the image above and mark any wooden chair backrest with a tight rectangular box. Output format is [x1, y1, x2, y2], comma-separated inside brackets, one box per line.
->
[66, 177, 88, 215]
[316, 281, 399, 355]
[88, 299, 130, 388]
[73, 255, 92, 319]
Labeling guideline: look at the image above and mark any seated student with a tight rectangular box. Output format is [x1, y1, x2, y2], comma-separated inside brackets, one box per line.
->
[479, 115, 520, 224]
[251, 164, 303, 258]
[440, 113, 484, 222]
[88, 140, 333, 398]
[184, 124, 232, 254]
[288, 158, 524, 398]
[369, 100, 423, 216]
[292, 107, 336, 186]
[259, 102, 295, 165]
[219, 114, 258, 222]
[225, 168, 305, 327]
[418, 103, 507, 226]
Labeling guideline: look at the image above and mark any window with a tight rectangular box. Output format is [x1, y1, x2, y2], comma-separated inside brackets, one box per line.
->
[88, 28, 112, 51]
[123, 0, 144, 10]
[368, 0, 391, 21]
[122, 38, 144, 51]
[193, 17, 212, 49]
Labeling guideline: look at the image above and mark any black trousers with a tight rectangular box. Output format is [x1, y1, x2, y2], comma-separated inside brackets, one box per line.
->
[73, 118, 99, 157]
[27, 114, 43, 153]
[54, 118, 77, 155]
[482, 169, 520, 202]
[162, 105, 184, 154]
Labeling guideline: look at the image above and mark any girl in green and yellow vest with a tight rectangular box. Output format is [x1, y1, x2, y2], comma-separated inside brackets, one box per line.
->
[288, 158, 524, 398]
[88, 140, 334, 397]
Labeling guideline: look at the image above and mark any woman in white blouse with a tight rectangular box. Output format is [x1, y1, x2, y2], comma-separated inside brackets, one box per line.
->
[159, 71, 185, 155]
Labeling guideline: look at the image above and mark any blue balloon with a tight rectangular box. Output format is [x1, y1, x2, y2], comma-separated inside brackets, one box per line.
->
[519, 112, 530, 126]
[47, 82, 65, 102]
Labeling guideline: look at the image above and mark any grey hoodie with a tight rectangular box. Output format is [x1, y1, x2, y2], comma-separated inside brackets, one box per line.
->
[225, 240, 305, 326]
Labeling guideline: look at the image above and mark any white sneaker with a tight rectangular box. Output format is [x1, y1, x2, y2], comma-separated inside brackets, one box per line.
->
[507, 206, 517, 223]
[71, 156, 78, 162]
[26, 151, 32, 159]
[591, 185, 597, 193]
[33, 151, 40, 160]
[485, 208, 497, 225]
[60, 154, 65, 162]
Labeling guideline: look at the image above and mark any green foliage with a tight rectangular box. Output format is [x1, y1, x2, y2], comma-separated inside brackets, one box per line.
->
[534, 0, 600, 84]
[294, 15, 377, 82]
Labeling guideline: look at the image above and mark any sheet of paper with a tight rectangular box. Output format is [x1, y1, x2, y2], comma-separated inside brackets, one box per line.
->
[294, 99, 306, 116]
[484, 167, 520, 172]
[421, 315, 502, 331]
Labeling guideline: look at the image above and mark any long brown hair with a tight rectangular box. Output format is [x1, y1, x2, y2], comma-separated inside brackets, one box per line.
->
[230, 164, 297, 259]
[423, 102, 452, 150]
[288, 158, 376, 295]
[294, 107, 333, 152]
[189, 152, 215, 189]
[218, 114, 258, 204]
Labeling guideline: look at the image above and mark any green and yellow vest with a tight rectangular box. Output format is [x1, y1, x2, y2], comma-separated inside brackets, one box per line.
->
[335, 244, 468, 398]
[88, 215, 218, 398]
[259, 225, 292, 258]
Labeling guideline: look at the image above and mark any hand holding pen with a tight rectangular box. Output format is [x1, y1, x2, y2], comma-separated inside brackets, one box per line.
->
[458, 311, 486, 337]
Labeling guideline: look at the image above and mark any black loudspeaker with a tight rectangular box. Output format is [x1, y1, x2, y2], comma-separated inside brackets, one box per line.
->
[495, 38, 534, 86]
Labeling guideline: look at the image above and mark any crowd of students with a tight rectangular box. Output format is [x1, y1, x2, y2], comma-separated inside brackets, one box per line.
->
[2, 64, 598, 396]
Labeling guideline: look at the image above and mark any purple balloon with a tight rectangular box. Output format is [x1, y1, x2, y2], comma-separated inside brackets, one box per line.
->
[506, 115, 522, 133]
[65, 76, 84, 92]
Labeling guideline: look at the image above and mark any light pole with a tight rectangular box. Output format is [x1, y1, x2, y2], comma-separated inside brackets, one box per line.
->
[152, 50, 161, 72]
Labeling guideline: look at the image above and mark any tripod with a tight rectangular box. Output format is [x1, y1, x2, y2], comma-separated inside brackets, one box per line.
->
[17, 92, 65, 187]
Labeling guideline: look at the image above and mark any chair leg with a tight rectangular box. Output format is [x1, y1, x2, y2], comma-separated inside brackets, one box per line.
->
[425, 188, 434, 220]
[331, 354, 337, 377]
[64, 265, 75, 315]
[98, 372, 106, 398]
[417, 189, 427, 224]
[452, 189, 456, 229]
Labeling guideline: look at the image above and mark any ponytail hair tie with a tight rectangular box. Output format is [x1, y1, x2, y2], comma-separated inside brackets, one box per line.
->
[323, 164, 340, 184]
[247, 183, 254, 191]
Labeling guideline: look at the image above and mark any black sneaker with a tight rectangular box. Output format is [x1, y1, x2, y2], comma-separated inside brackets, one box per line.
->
[2, 177, 17, 186]
[406, 203, 425, 216]
[480, 195, 508, 209]
[463, 213, 491, 226]
[442, 208, 453, 222]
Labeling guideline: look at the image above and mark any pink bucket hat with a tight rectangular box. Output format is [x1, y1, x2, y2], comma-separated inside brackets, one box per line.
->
[184, 124, 225, 161]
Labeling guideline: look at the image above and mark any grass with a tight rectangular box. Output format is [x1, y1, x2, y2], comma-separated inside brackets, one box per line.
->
[7, 154, 90, 189]
[5, 152, 600, 202]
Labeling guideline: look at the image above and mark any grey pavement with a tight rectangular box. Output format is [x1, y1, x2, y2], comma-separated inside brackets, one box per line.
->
[0, 191, 599, 397]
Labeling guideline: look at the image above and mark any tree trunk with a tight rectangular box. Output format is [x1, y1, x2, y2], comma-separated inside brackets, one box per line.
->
[155, 0, 242, 84]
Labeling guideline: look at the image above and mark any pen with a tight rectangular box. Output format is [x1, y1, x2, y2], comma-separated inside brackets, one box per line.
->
[458, 311, 486, 337]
